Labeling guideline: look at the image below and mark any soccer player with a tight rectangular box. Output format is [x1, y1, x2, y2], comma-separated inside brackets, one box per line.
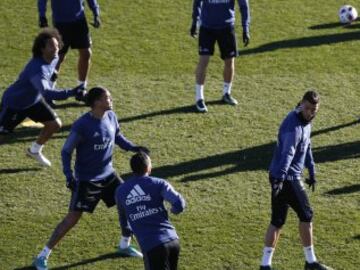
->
[115, 152, 186, 270]
[33, 87, 148, 270]
[190, 0, 250, 112]
[0, 28, 86, 167]
[259, 91, 332, 270]
[37, 0, 101, 91]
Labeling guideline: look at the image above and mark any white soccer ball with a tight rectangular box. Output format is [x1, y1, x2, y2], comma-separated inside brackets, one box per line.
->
[339, 5, 358, 24]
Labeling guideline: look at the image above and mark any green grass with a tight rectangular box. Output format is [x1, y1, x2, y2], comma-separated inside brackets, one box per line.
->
[1, 0, 360, 269]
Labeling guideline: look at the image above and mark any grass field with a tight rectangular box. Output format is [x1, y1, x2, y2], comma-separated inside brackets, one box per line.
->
[0, 0, 360, 269]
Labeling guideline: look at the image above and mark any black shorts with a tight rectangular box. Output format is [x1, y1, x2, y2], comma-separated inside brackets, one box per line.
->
[0, 100, 58, 134]
[270, 177, 313, 228]
[69, 173, 123, 213]
[55, 17, 91, 54]
[144, 239, 180, 270]
[198, 26, 237, 59]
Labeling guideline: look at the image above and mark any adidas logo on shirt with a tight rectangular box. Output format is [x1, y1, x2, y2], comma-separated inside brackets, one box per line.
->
[125, 184, 151, 205]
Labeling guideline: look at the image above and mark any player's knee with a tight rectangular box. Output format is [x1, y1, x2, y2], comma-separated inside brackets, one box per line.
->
[299, 209, 313, 223]
[80, 48, 92, 61]
[271, 218, 286, 228]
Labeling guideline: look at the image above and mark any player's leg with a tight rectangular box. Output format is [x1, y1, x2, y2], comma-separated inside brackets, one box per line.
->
[289, 180, 331, 270]
[143, 244, 168, 270]
[167, 239, 180, 270]
[101, 173, 143, 257]
[33, 211, 82, 270]
[194, 27, 215, 112]
[26, 101, 61, 166]
[260, 180, 289, 270]
[0, 105, 27, 144]
[78, 48, 91, 87]
[218, 26, 238, 105]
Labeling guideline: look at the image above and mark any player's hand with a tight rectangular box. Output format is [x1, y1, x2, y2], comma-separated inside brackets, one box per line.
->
[134, 146, 150, 155]
[72, 84, 87, 102]
[91, 15, 101, 28]
[39, 16, 48, 28]
[66, 176, 76, 191]
[243, 32, 250, 47]
[270, 178, 284, 197]
[305, 177, 316, 192]
[190, 22, 197, 38]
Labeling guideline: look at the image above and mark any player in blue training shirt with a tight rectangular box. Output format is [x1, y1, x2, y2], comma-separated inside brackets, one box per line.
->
[0, 28, 85, 167]
[37, 0, 101, 93]
[33, 87, 148, 270]
[259, 91, 332, 270]
[190, 0, 250, 112]
[116, 152, 186, 270]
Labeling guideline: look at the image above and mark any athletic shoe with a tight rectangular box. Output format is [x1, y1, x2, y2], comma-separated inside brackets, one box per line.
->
[33, 256, 48, 270]
[304, 261, 333, 270]
[222, 93, 238, 105]
[26, 148, 51, 167]
[118, 245, 143, 258]
[259, 266, 272, 270]
[195, 99, 208, 112]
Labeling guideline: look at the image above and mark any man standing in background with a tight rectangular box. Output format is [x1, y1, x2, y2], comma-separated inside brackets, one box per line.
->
[38, 0, 101, 95]
[190, 0, 250, 112]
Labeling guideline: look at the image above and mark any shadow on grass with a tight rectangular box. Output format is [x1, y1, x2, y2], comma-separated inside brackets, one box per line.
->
[239, 31, 360, 56]
[146, 120, 360, 182]
[14, 252, 128, 270]
[0, 168, 40, 174]
[119, 100, 225, 123]
[353, 235, 360, 240]
[325, 184, 360, 195]
[309, 22, 345, 30]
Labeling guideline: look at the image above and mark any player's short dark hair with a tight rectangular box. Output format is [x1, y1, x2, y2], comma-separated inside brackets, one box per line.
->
[302, 90, 320, 105]
[32, 28, 63, 58]
[130, 152, 150, 175]
[86, 87, 107, 107]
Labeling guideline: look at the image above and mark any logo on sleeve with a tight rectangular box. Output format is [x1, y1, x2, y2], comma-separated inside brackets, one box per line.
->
[125, 184, 151, 205]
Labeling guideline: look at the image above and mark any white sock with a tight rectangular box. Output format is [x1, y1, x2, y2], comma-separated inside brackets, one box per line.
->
[38, 246, 52, 259]
[78, 80, 87, 88]
[261, 247, 275, 266]
[195, 84, 204, 101]
[223, 82, 232, 95]
[304, 245, 317, 263]
[119, 236, 131, 249]
[30, 142, 43, 153]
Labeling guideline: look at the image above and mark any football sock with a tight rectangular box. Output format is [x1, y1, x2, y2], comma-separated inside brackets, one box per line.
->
[30, 142, 43, 153]
[261, 246, 275, 266]
[78, 80, 87, 88]
[223, 82, 232, 95]
[119, 236, 131, 249]
[304, 245, 317, 263]
[38, 246, 52, 259]
[195, 84, 204, 101]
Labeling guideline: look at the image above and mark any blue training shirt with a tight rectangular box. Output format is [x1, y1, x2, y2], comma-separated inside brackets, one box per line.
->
[192, 0, 250, 31]
[61, 111, 137, 181]
[38, 0, 100, 23]
[269, 109, 315, 180]
[115, 175, 186, 253]
[1, 57, 74, 110]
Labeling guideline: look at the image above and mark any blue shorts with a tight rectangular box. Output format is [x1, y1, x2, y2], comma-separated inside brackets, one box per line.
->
[270, 176, 313, 228]
[198, 26, 237, 59]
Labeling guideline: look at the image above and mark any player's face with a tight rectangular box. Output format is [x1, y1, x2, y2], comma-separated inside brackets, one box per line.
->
[99, 90, 113, 111]
[301, 100, 319, 122]
[42, 37, 59, 63]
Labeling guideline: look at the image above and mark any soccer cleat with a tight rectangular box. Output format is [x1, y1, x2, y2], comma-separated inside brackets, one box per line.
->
[222, 93, 238, 105]
[304, 261, 333, 270]
[195, 99, 208, 112]
[259, 266, 272, 270]
[33, 256, 48, 270]
[26, 148, 51, 167]
[118, 245, 143, 258]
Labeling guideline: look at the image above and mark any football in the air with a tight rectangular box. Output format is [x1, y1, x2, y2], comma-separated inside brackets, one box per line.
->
[338, 5, 358, 24]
